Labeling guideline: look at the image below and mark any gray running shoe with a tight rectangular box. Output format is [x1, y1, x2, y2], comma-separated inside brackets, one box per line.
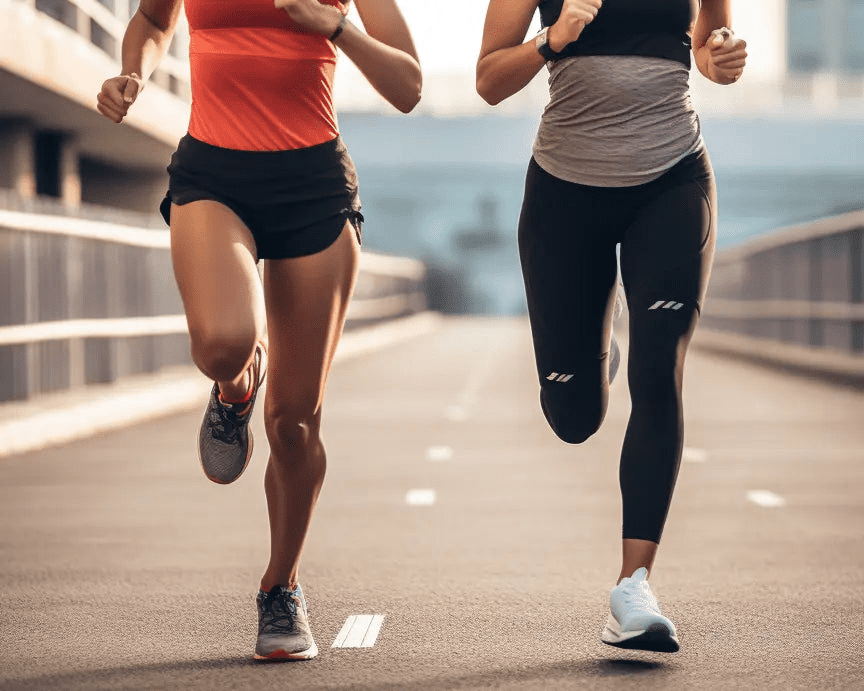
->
[198, 345, 265, 484]
[254, 584, 318, 661]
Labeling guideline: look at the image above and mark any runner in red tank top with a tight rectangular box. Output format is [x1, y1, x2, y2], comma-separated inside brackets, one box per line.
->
[186, 0, 343, 150]
[97, 0, 421, 661]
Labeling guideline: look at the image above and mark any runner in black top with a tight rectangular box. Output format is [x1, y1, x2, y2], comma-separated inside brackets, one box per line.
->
[477, 0, 747, 652]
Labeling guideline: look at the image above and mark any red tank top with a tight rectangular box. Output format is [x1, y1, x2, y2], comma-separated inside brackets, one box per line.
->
[185, 0, 343, 151]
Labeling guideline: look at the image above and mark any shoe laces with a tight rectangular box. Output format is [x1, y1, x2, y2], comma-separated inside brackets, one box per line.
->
[619, 580, 660, 613]
[207, 399, 247, 445]
[206, 347, 264, 445]
[259, 587, 300, 634]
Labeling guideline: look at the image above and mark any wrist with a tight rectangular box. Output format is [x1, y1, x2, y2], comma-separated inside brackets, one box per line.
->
[329, 13, 347, 42]
[547, 24, 566, 53]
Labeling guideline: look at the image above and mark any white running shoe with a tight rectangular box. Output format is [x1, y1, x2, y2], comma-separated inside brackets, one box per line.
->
[600, 567, 679, 653]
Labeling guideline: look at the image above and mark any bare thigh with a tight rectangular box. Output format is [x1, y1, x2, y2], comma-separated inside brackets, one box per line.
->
[170, 201, 266, 374]
[263, 221, 361, 426]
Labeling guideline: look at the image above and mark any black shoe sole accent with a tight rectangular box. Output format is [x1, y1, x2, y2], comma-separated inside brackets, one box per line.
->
[602, 625, 680, 653]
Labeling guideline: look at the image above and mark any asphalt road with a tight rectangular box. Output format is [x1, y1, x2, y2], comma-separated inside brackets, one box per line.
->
[1, 316, 862, 690]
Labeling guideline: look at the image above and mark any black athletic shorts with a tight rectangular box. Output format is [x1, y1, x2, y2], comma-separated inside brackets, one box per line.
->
[160, 134, 363, 260]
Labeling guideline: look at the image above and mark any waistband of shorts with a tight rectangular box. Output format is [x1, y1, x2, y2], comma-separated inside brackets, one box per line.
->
[174, 133, 350, 174]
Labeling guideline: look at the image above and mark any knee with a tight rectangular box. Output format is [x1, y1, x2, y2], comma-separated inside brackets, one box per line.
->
[540, 388, 605, 445]
[628, 345, 683, 399]
[264, 398, 323, 461]
[190, 325, 257, 382]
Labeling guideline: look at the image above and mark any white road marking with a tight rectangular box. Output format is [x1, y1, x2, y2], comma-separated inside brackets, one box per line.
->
[747, 490, 787, 508]
[425, 445, 454, 462]
[683, 447, 708, 463]
[331, 614, 385, 648]
[406, 489, 437, 506]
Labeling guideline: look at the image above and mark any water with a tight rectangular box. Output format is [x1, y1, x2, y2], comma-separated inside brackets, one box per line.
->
[712, 169, 864, 245]
[355, 163, 864, 315]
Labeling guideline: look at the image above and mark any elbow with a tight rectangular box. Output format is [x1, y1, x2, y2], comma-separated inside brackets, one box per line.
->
[394, 70, 422, 114]
[403, 77, 423, 113]
[475, 71, 502, 106]
[394, 94, 420, 114]
[401, 96, 421, 114]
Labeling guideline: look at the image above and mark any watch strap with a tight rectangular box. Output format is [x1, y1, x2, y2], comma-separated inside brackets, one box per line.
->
[330, 13, 348, 42]
[535, 27, 558, 61]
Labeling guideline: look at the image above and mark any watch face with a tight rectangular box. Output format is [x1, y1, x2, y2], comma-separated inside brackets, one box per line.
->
[536, 28, 548, 50]
[536, 28, 554, 60]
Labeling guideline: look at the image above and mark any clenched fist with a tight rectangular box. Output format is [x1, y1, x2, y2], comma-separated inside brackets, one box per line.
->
[706, 27, 747, 85]
[274, 0, 345, 37]
[548, 0, 603, 53]
[96, 73, 144, 124]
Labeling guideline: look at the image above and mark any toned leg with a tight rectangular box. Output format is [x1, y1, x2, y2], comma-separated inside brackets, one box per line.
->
[619, 540, 659, 583]
[259, 222, 361, 591]
[517, 159, 619, 444]
[170, 201, 267, 399]
[617, 170, 716, 581]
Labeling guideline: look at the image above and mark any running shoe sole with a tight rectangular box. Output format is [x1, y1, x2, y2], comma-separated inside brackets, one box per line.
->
[601, 616, 680, 653]
[253, 640, 319, 661]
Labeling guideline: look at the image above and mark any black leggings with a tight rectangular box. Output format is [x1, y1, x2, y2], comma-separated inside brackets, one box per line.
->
[518, 149, 716, 543]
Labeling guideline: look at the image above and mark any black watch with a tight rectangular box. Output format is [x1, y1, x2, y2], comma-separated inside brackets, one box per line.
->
[535, 27, 559, 61]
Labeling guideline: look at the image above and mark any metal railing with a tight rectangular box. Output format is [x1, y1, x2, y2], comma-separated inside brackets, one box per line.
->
[698, 209, 864, 383]
[0, 209, 427, 403]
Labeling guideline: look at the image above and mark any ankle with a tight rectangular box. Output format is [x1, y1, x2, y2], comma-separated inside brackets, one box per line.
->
[218, 369, 252, 404]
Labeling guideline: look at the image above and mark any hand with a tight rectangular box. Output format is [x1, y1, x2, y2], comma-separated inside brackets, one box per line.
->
[547, 0, 603, 53]
[96, 73, 143, 123]
[706, 27, 747, 85]
[274, 0, 345, 37]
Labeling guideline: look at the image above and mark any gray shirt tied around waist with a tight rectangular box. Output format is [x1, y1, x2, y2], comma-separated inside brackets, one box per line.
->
[533, 55, 704, 188]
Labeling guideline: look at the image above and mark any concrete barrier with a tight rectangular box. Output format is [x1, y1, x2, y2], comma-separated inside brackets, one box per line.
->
[696, 209, 864, 385]
[0, 208, 429, 403]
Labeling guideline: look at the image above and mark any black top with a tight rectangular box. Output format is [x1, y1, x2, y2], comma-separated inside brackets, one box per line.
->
[538, 0, 697, 68]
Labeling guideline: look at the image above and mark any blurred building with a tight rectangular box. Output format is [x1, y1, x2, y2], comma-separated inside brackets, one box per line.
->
[0, 0, 189, 215]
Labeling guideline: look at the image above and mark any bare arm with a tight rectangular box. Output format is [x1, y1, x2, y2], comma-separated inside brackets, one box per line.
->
[96, 0, 183, 123]
[276, 0, 421, 113]
[692, 0, 748, 85]
[476, 0, 602, 106]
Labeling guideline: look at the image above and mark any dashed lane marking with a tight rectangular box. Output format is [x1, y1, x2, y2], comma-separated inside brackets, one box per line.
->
[747, 490, 787, 508]
[425, 445, 454, 462]
[331, 614, 385, 648]
[683, 447, 708, 463]
[405, 489, 437, 506]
